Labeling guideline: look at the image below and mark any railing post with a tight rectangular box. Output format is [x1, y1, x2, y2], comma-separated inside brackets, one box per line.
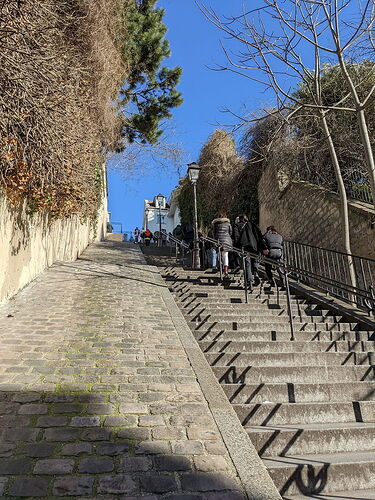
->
[284, 266, 295, 341]
[218, 245, 223, 281]
[242, 250, 248, 304]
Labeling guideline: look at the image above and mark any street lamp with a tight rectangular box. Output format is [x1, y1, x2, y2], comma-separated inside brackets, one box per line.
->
[156, 194, 164, 247]
[187, 162, 201, 269]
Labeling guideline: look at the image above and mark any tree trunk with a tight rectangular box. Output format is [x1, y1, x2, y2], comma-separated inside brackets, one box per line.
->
[320, 112, 357, 292]
[337, 56, 375, 210]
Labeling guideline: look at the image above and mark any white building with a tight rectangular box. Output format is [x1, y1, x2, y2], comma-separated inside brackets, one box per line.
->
[142, 189, 181, 236]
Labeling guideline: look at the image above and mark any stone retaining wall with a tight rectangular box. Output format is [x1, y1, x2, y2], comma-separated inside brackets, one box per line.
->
[0, 193, 108, 305]
[258, 164, 375, 260]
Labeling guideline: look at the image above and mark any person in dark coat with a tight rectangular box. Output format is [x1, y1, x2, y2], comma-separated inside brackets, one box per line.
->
[234, 215, 265, 290]
[212, 214, 233, 278]
[263, 226, 285, 286]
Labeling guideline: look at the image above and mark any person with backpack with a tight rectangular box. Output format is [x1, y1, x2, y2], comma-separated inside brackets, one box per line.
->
[263, 226, 285, 287]
[233, 215, 265, 290]
[142, 228, 152, 246]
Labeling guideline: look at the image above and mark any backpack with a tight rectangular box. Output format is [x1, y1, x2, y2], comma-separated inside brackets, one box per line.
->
[144, 229, 151, 238]
[238, 222, 259, 252]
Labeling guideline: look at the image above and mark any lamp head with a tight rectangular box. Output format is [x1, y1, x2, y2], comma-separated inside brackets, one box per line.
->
[187, 162, 200, 183]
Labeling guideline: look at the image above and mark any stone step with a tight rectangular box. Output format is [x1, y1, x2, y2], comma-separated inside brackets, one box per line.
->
[248, 422, 375, 457]
[191, 320, 362, 332]
[283, 488, 375, 499]
[223, 381, 375, 404]
[213, 365, 375, 384]
[185, 311, 343, 325]
[264, 451, 375, 495]
[233, 401, 375, 426]
[205, 351, 375, 367]
[200, 340, 375, 354]
[194, 330, 374, 342]
[177, 295, 313, 306]
[172, 286, 301, 297]
[182, 303, 335, 316]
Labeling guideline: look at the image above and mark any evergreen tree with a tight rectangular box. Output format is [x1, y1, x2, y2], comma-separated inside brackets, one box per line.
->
[121, 0, 182, 144]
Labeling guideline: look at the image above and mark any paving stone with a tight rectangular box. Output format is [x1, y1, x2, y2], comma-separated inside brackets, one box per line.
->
[152, 426, 186, 440]
[0, 443, 16, 457]
[96, 442, 130, 455]
[119, 456, 152, 472]
[78, 457, 114, 473]
[8, 477, 49, 497]
[71, 416, 100, 427]
[45, 394, 75, 403]
[204, 441, 227, 455]
[37, 415, 67, 427]
[180, 472, 241, 492]
[0, 458, 31, 474]
[104, 415, 137, 427]
[138, 415, 164, 427]
[140, 473, 178, 493]
[98, 474, 137, 494]
[135, 440, 170, 455]
[171, 440, 205, 455]
[52, 403, 81, 413]
[43, 428, 79, 442]
[117, 427, 151, 440]
[18, 404, 48, 414]
[23, 443, 56, 457]
[119, 403, 148, 413]
[53, 476, 94, 496]
[86, 403, 115, 414]
[81, 428, 111, 441]
[61, 443, 92, 456]
[2, 427, 40, 444]
[34, 458, 74, 474]
[194, 455, 230, 472]
[154, 455, 192, 471]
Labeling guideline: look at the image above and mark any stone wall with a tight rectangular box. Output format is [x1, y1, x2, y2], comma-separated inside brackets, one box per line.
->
[258, 163, 375, 260]
[0, 190, 108, 305]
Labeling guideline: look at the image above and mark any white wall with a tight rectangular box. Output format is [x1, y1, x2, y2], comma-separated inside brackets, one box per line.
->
[0, 189, 107, 305]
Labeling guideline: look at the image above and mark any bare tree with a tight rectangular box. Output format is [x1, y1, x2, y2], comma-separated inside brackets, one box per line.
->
[198, 0, 375, 206]
[198, 0, 374, 286]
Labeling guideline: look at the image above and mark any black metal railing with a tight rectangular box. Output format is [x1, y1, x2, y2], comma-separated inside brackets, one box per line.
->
[284, 240, 375, 314]
[163, 230, 375, 340]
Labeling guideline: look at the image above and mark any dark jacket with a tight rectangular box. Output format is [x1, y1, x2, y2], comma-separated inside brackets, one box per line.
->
[212, 218, 232, 249]
[263, 232, 283, 259]
[234, 221, 265, 253]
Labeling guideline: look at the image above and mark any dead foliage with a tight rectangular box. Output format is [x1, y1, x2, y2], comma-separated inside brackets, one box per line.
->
[0, 0, 129, 218]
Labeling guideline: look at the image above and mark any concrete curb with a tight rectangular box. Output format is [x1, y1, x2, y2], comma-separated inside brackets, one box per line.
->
[138, 248, 282, 500]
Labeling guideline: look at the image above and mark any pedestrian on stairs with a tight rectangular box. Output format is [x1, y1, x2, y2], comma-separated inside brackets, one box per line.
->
[262, 226, 285, 287]
[233, 215, 264, 291]
[212, 213, 233, 278]
[142, 228, 153, 246]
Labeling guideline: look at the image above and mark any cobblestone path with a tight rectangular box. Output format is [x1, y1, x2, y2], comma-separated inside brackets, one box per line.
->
[0, 241, 247, 499]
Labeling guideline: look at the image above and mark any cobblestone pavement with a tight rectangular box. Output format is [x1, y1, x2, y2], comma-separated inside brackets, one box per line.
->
[0, 241, 247, 499]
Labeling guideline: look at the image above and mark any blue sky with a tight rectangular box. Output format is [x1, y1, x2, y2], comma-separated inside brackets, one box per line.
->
[108, 0, 264, 232]
[107, 0, 362, 231]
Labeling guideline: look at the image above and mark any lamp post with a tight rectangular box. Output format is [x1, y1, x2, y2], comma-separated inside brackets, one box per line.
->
[187, 162, 201, 269]
[156, 194, 164, 247]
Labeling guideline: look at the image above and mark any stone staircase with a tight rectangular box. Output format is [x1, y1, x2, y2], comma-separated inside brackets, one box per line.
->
[162, 265, 375, 500]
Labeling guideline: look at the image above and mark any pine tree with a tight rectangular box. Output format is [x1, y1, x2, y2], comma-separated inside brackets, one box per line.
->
[121, 0, 182, 145]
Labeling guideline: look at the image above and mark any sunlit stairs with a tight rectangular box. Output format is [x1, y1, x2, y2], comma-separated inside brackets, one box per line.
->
[163, 265, 375, 500]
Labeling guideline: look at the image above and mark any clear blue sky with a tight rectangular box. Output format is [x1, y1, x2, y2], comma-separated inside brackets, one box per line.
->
[108, 0, 263, 231]
[107, 0, 361, 231]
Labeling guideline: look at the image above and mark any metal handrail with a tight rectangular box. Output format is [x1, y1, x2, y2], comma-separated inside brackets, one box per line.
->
[199, 235, 296, 340]
[284, 240, 375, 314]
